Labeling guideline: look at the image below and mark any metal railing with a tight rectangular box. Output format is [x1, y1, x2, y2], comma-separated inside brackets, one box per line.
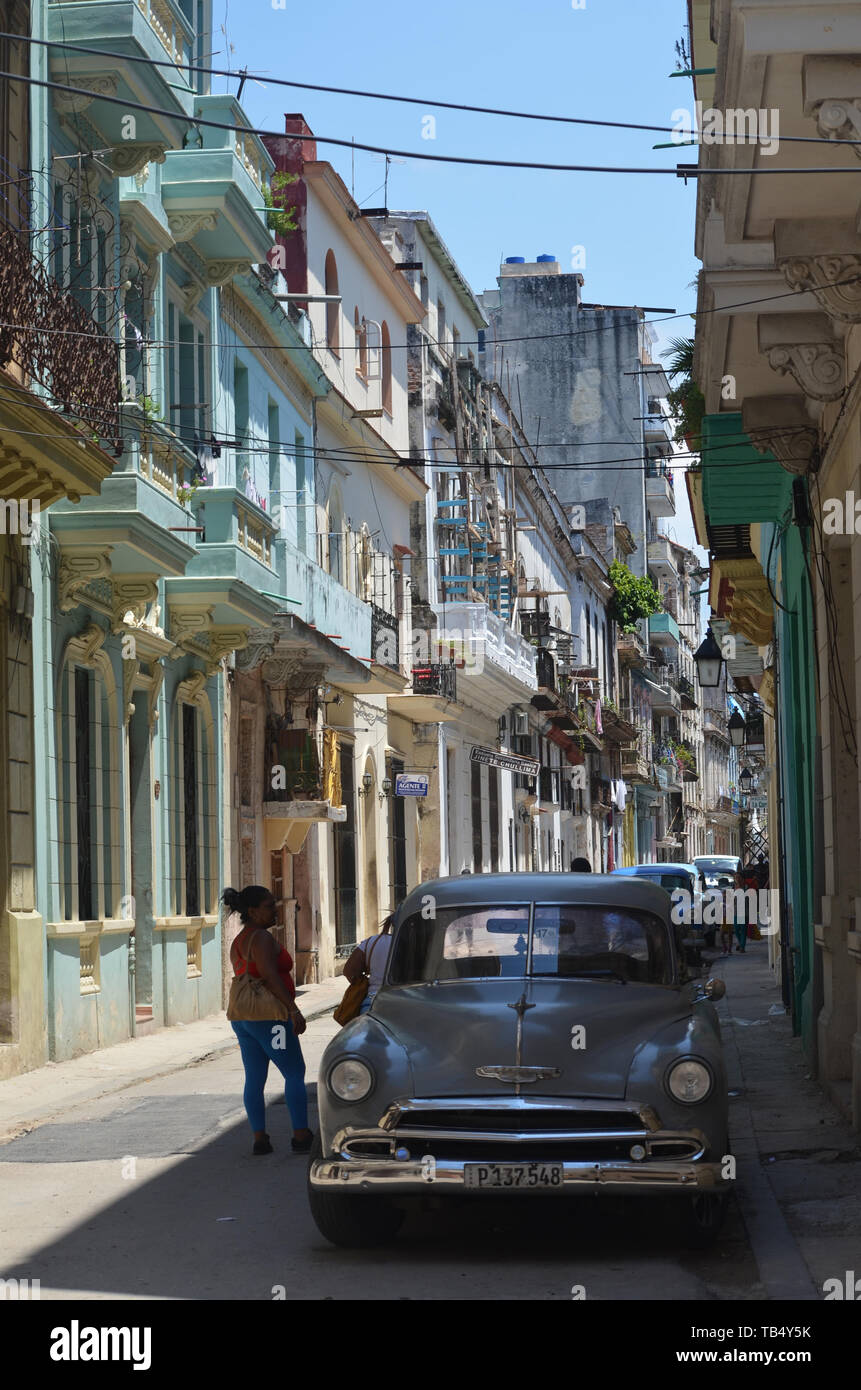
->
[412, 663, 457, 702]
[0, 221, 120, 444]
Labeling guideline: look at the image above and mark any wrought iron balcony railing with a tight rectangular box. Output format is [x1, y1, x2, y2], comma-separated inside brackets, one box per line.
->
[412, 662, 457, 702]
[0, 221, 120, 445]
[371, 603, 400, 671]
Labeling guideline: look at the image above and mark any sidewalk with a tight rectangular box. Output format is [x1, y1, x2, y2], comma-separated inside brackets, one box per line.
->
[0, 977, 346, 1143]
[712, 941, 861, 1300]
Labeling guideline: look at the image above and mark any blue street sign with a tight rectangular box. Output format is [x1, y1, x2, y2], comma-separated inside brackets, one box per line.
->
[395, 773, 429, 797]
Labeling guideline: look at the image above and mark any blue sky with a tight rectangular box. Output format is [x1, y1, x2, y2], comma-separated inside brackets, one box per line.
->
[225, 0, 703, 555]
[224, 0, 698, 350]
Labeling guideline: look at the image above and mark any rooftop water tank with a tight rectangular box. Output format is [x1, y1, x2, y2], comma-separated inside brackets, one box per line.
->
[537, 254, 556, 263]
[504, 256, 526, 264]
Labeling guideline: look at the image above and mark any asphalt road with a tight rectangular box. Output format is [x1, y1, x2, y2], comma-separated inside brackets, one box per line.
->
[0, 1010, 766, 1301]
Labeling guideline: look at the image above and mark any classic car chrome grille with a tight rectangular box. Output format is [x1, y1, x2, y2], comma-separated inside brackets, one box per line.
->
[392, 1108, 645, 1134]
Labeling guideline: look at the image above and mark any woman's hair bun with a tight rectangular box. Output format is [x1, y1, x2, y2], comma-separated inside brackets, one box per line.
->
[222, 886, 242, 911]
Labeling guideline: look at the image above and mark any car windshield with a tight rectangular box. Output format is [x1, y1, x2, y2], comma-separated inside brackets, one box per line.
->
[388, 904, 672, 986]
[633, 870, 692, 894]
[695, 857, 739, 875]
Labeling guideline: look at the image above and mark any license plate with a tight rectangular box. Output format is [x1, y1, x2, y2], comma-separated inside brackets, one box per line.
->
[463, 1163, 564, 1189]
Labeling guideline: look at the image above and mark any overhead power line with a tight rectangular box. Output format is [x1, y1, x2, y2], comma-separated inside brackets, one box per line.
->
[4, 68, 861, 176]
[8, 34, 861, 148]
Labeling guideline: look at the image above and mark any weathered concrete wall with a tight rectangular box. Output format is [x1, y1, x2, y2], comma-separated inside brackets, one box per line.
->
[479, 275, 648, 574]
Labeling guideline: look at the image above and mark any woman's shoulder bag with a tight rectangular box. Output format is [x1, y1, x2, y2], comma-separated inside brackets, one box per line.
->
[333, 934, 382, 1027]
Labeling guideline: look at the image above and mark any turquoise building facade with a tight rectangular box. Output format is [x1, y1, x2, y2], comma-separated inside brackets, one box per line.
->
[19, 0, 343, 1060]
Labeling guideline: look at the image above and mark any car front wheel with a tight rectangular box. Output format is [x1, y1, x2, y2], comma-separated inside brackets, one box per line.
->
[307, 1137, 405, 1248]
[674, 1191, 727, 1249]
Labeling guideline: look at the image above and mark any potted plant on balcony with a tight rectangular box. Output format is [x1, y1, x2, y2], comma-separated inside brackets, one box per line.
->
[262, 171, 299, 237]
[608, 560, 663, 634]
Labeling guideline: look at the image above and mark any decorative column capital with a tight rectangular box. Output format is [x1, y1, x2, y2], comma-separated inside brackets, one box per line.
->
[168, 606, 214, 656]
[779, 253, 861, 324]
[234, 628, 276, 672]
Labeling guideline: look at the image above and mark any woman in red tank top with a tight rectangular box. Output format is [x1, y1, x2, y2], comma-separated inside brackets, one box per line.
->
[224, 885, 313, 1156]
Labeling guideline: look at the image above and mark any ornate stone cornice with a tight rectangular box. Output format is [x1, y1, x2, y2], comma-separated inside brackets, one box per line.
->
[108, 144, 168, 179]
[58, 551, 113, 613]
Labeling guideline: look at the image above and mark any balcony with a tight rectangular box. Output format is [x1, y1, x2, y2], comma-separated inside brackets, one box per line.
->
[649, 680, 681, 716]
[678, 674, 697, 710]
[643, 411, 674, 452]
[262, 727, 346, 852]
[47, 0, 195, 147]
[621, 745, 651, 783]
[160, 95, 274, 265]
[0, 222, 120, 503]
[645, 462, 675, 518]
[617, 629, 648, 667]
[432, 601, 537, 707]
[703, 708, 729, 740]
[388, 663, 459, 723]
[648, 610, 680, 650]
[647, 536, 676, 581]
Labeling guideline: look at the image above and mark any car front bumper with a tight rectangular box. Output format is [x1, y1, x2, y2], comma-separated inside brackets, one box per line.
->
[309, 1155, 731, 1195]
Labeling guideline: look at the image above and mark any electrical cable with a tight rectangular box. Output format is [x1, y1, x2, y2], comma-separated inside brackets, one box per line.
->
[5, 68, 861, 177]
[9, 33, 861, 149]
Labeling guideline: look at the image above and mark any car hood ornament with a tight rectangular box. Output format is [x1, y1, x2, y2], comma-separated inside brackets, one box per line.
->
[476, 992, 560, 1093]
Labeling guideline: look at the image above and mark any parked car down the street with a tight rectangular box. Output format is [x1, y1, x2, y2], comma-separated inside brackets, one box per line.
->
[611, 863, 709, 960]
[308, 873, 732, 1251]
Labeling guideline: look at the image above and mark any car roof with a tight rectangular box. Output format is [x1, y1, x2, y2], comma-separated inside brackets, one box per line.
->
[694, 855, 740, 863]
[396, 872, 672, 924]
[612, 863, 699, 876]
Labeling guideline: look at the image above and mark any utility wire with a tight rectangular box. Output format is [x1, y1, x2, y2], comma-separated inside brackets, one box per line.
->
[10, 34, 861, 149]
[4, 69, 861, 177]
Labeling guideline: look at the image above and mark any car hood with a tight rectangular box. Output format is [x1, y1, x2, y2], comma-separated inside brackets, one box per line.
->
[370, 978, 691, 1100]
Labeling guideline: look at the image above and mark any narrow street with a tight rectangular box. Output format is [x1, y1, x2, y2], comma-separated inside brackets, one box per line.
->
[1, 947, 855, 1302]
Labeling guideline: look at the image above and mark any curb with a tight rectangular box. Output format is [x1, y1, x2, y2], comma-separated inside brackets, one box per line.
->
[0, 994, 342, 1145]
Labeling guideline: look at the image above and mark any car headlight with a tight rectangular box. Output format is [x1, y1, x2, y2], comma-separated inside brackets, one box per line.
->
[666, 1058, 713, 1105]
[329, 1058, 374, 1102]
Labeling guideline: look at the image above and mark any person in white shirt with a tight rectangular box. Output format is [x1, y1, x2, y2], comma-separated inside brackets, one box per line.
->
[342, 915, 394, 1014]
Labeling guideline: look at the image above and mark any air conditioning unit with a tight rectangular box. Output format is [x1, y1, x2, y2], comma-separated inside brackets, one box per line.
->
[512, 709, 530, 735]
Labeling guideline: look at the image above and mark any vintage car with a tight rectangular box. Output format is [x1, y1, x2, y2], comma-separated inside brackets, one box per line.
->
[308, 873, 732, 1249]
[611, 862, 709, 956]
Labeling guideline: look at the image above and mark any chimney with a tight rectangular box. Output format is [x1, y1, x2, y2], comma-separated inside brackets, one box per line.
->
[262, 115, 316, 294]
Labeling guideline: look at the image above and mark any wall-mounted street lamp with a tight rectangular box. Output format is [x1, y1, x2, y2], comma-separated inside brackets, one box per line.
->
[694, 628, 723, 688]
[728, 709, 746, 748]
[379, 776, 393, 802]
[739, 767, 754, 793]
[359, 771, 374, 798]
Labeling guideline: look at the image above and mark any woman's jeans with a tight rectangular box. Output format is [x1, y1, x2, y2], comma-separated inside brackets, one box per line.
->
[231, 1019, 308, 1133]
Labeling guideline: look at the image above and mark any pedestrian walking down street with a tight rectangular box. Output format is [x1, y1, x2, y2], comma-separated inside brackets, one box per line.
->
[342, 915, 395, 1015]
[719, 889, 735, 956]
[733, 871, 749, 953]
[223, 886, 313, 1156]
[571, 857, 592, 872]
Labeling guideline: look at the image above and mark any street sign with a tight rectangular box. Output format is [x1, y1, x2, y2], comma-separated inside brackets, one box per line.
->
[470, 745, 540, 777]
[395, 773, 429, 797]
[749, 795, 768, 809]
